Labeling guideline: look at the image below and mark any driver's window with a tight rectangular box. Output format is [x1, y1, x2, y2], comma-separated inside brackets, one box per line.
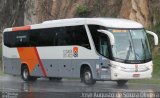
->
[88, 25, 110, 58]
[99, 34, 109, 58]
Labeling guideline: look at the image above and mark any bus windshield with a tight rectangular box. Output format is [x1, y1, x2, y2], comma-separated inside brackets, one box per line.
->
[109, 29, 151, 63]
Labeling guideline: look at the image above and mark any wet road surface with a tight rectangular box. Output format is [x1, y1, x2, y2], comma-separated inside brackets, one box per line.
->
[0, 75, 160, 98]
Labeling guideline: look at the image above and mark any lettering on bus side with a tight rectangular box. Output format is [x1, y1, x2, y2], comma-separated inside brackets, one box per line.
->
[63, 47, 78, 58]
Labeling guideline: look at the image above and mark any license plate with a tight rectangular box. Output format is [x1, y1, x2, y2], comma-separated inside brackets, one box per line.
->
[133, 74, 140, 77]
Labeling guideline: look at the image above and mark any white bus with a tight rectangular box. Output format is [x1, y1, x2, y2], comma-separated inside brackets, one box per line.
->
[2, 18, 158, 85]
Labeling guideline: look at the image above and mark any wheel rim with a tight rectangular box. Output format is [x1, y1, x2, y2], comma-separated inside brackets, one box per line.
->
[23, 69, 28, 79]
[84, 71, 91, 82]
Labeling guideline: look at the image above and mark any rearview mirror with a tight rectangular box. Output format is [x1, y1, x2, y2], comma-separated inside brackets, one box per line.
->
[146, 30, 158, 45]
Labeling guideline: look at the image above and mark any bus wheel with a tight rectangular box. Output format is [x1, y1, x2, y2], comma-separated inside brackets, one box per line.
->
[117, 80, 128, 86]
[82, 67, 96, 85]
[21, 66, 36, 81]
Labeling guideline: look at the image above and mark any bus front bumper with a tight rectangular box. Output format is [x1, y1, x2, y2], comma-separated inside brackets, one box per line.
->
[111, 67, 152, 80]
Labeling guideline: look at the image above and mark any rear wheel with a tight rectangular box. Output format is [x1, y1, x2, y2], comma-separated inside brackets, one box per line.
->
[117, 80, 128, 86]
[21, 66, 37, 81]
[82, 67, 96, 85]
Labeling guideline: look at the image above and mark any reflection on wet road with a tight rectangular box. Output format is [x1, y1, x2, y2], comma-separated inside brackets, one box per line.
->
[0, 75, 160, 98]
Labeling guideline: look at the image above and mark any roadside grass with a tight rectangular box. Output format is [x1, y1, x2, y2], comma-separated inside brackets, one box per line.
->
[129, 54, 160, 84]
[153, 54, 160, 78]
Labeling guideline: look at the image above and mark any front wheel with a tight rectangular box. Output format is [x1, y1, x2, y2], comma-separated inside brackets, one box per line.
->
[82, 67, 96, 85]
[117, 80, 128, 86]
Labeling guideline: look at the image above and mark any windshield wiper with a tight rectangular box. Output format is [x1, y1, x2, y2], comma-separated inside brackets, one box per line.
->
[125, 40, 132, 60]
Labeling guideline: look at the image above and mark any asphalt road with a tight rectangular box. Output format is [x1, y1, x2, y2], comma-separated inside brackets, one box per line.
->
[0, 75, 160, 98]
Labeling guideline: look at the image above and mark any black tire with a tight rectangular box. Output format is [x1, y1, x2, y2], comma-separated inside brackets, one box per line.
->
[21, 66, 37, 81]
[49, 77, 62, 81]
[117, 80, 128, 86]
[82, 67, 96, 85]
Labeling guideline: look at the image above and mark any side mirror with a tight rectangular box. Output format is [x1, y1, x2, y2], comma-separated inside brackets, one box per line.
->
[97, 30, 115, 45]
[146, 30, 159, 45]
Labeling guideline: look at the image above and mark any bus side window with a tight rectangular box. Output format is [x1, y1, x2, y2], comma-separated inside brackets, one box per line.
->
[71, 26, 91, 49]
[29, 28, 57, 47]
[55, 26, 91, 49]
[4, 31, 30, 47]
[56, 28, 67, 46]
[4, 26, 90, 49]
[56, 34, 67, 46]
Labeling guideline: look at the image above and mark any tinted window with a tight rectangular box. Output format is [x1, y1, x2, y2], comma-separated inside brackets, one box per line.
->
[4, 31, 30, 47]
[29, 28, 56, 46]
[56, 26, 90, 49]
[66, 26, 90, 49]
[4, 25, 90, 49]
[4, 28, 56, 47]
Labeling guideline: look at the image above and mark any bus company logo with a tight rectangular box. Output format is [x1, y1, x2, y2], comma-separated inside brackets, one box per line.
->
[135, 64, 138, 72]
[73, 47, 78, 57]
[63, 47, 78, 58]
[63, 50, 73, 58]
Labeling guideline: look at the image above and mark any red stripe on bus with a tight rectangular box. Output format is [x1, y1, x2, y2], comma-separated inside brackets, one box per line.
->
[34, 47, 47, 77]
[12, 26, 31, 31]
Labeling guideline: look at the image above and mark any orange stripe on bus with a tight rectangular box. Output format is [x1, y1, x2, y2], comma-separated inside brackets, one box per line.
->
[12, 26, 31, 31]
[13, 26, 47, 76]
[17, 47, 39, 74]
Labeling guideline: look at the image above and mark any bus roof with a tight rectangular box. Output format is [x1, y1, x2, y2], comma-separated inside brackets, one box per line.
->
[3, 18, 143, 32]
